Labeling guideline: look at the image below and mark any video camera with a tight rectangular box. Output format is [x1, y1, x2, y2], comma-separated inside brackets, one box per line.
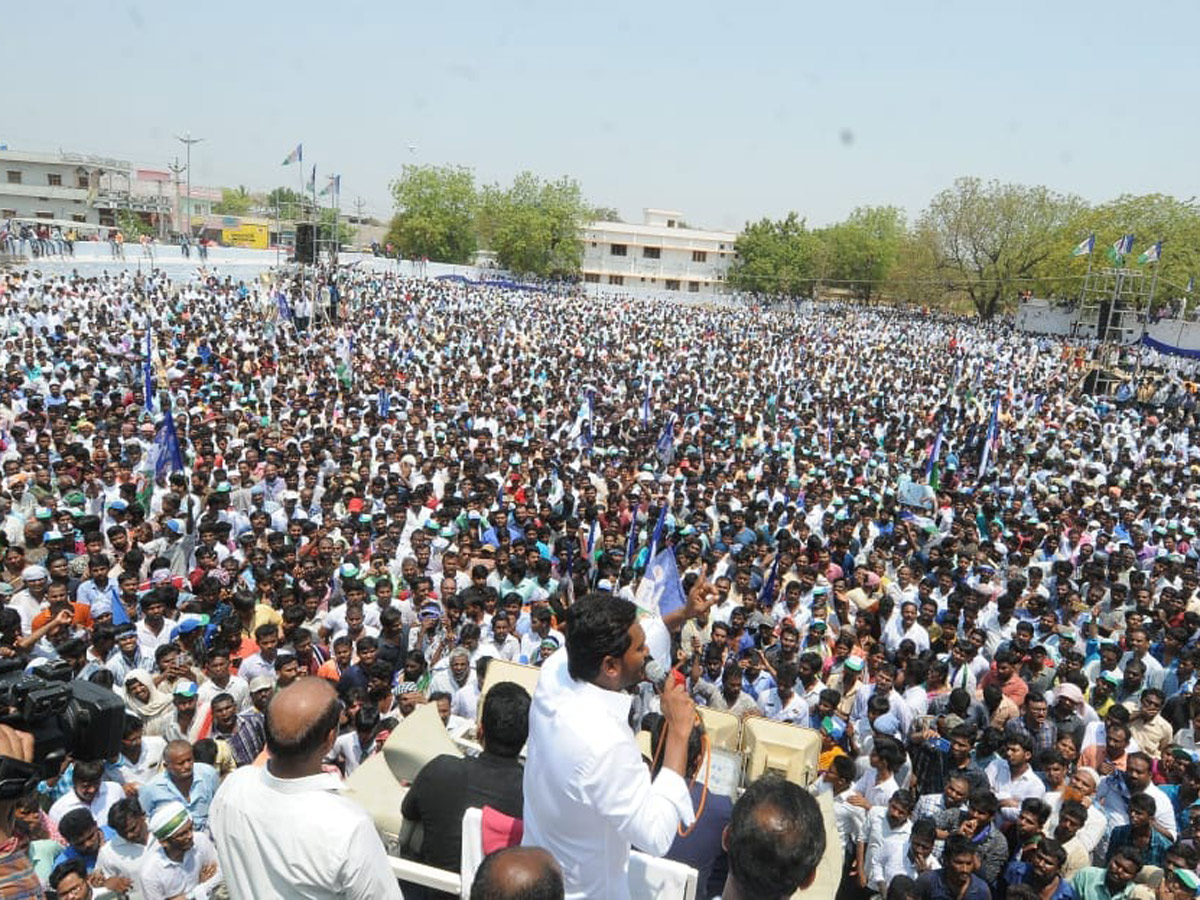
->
[0, 658, 125, 800]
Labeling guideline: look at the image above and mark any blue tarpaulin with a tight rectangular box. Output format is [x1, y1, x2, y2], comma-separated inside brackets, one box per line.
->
[1142, 333, 1200, 360]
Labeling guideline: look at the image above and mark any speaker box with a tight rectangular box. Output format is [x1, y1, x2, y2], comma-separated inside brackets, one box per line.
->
[295, 222, 316, 264]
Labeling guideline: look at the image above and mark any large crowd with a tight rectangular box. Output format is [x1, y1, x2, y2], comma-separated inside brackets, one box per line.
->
[1, 258, 1200, 899]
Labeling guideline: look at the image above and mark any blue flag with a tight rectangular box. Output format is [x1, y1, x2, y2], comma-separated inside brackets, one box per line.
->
[109, 591, 131, 627]
[977, 395, 1001, 482]
[276, 291, 293, 321]
[656, 417, 675, 468]
[635, 548, 687, 618]
[641, 382, 652, 430]
[154, 407, 185, 479]
[625, 509, 639, 565]
[757, 553, 780, 610]
[377, 387, 390, 419]
[649, 503, 668, 560]
[142, 321, 154, 413]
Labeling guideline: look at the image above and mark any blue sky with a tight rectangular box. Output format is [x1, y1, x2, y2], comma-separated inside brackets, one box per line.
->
[3, 1, 1198, 231]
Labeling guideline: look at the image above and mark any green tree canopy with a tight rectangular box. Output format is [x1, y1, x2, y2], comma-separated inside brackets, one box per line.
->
[385, 165, 478, 264]
[213, 186, 254, 216]
[477, 173, 587, 277]
[1031, 194, 1200, 307]
[919, 177, 1087, 318]
[817, 206, 905, 302]
[728, 213, 824, 296]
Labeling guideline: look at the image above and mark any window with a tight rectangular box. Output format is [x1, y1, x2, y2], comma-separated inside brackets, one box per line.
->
[692, 250, 707, 263]
[0, 209, 15, 219]
[666, 219, 676, 228]
[583, 272, 600, 283]
[718, 244, 725, 250]
[5, 171, 21, 185]
[47, 174, 62, 187]
[99, 211, 115, 226]
[610, 244, 627, 256]
[590, 241, 596, 247]
[608, 275, 624, 285]
[34, 211, 53, 220]
[643, 246, 660, 259]
[689, 281, 700, 293]
[71, 214, 87, 222]
[77, 175, 89, 188]
[665, 279, 680, 291]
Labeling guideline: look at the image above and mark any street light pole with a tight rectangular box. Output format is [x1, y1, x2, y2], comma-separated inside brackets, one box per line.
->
[175, 132, 204, 239]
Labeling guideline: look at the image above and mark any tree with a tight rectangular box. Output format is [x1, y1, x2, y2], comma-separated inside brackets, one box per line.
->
[728, 213, 823, 296]
[819, 206, 905, 302]
[213, 186, 254, 216]
[1031, 194, 1200, 308]
[919, 177, 1086, 318]
[317, 207, 357, 249]
[477, 173, 587, 277]
[590, 206, 623, 223]
[386, 165, 478, 263]
[115, 210, 153, 239]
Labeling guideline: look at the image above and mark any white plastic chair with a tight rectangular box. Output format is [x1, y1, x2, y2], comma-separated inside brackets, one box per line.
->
[628, 850, 699, 900]
[388, 855, 464, 895]
[460, 806, 485, 899]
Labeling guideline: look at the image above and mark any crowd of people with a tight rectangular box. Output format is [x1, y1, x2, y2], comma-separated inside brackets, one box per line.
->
[0, 257, 1199, 899]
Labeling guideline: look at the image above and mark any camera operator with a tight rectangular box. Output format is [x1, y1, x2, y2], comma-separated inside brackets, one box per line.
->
[0, 722, 39, 898]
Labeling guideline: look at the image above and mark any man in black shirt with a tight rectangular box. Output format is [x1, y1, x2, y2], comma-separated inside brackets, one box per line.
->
[402, 681, 531, 895]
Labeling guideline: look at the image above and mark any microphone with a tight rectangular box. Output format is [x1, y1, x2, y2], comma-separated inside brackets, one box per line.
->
[644, 659, 684, 690]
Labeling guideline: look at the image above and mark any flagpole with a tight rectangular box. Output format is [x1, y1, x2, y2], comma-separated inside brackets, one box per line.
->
[1136, 247, 1162, 386]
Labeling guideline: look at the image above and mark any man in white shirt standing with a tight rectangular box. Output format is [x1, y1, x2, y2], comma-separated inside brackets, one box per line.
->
[522, 592, 697, 900]
[210, 677, 402, 899]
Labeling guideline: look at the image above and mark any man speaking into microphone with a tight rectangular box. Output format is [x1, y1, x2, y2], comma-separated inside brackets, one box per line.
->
[522, 590, 697, 900]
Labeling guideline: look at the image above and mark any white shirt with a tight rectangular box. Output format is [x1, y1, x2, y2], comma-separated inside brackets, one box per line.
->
[210, 764, 402, 900]
[112, 735, 167, 787]
[48, 780, 124, 826]
[876, 838, 940, 892]
[862, 807, 911, 894]
[198, 674, 251, 713]
[326, 731, 375, 777]
[984, 759, 1045, 822]
[321, 603, 381, 642]
[137, 830, 220, 900]
[96, 832, 157, 884]
[522, 648, 694, 900]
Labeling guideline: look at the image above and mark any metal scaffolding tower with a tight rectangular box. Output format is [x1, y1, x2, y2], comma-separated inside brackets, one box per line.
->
[1072, 267, 1154, 344]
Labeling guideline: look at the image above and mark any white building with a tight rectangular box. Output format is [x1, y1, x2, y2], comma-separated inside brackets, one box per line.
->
[580, 208, 737, 297]
[0, 147, 214, 235]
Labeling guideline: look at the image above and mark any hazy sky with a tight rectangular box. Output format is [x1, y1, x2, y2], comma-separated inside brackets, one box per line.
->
[4, 1, 1198, 232]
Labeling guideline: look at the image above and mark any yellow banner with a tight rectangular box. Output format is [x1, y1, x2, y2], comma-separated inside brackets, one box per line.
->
[221, 223, 268, 249]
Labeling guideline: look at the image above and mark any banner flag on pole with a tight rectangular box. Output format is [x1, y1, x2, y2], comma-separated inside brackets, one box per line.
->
[634, 548, 687, 618]
[1070, 234, 1095, 257]
[282, 144, 302, 165]
[977, 395, 1001, 483]
[153, 407, 185, 479]
[1107, 233, 1135, 264]
[142, 319, 154, 413]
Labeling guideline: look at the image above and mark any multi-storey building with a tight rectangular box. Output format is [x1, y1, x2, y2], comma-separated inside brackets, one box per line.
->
[580, 208, 738, 297]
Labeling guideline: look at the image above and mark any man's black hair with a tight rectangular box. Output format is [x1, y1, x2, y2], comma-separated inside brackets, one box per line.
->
[480, 682, 532, 758]
[58, 807, 97, 843]
[726, 775, 825, 900]
[49, 858, 89, 892]
[564, 592, 637, 682]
